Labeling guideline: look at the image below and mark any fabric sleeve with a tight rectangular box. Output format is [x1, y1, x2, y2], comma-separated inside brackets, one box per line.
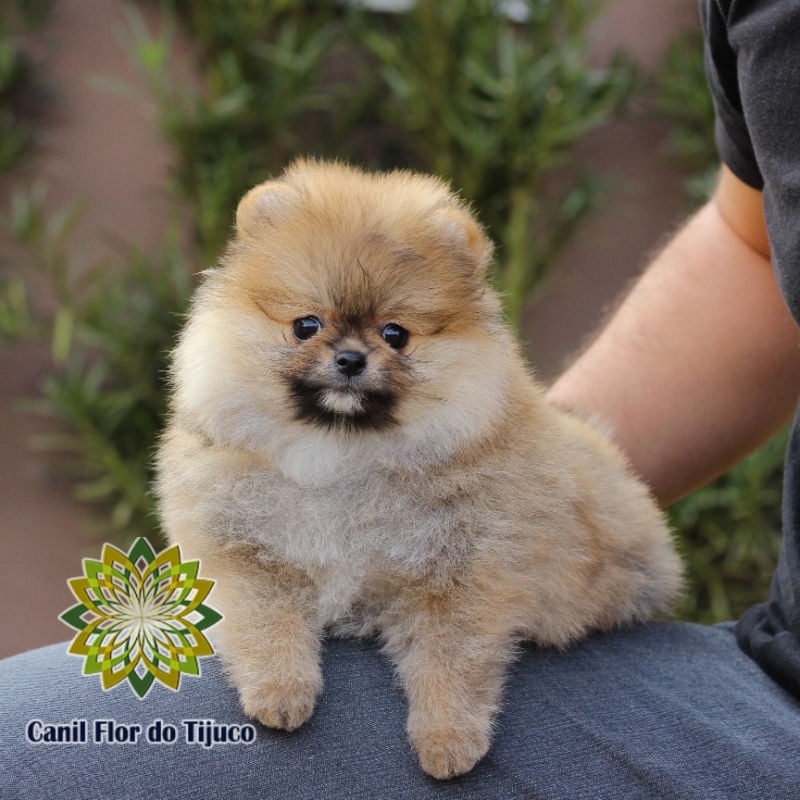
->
[699, 0, 763, 189]
[699, 0, 800, 324]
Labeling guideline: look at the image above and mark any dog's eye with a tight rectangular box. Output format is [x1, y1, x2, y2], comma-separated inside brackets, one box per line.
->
[381, 323, 409, 350]
[292, 316, 323, 341]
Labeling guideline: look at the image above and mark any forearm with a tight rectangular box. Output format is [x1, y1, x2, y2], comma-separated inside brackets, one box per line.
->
[546, 196, 800, 507]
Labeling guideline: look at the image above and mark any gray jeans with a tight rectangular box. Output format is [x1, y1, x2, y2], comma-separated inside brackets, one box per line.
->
[1, 623, 799, 799]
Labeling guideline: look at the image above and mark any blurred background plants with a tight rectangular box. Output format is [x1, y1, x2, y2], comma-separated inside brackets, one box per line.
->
[0, 1, 786, 623]
[124, 0, 345, 264]
[5, 189, 192, 537]
[5, 0, 632, 542]
[352, 0, 634, 322]
[130, 0, 634, 311]
[0, 0, 52, 342]
[656, 27, 717, 205]
[0, 0, 52, 175]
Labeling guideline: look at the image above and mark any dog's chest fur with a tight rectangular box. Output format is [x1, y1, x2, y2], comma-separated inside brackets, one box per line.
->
[206, 460, 481, 624]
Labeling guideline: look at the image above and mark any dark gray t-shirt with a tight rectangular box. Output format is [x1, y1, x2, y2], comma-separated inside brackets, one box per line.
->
[701, 0, 800, 698]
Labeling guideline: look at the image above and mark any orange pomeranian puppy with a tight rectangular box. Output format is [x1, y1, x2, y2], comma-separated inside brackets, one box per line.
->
[155, 160, 682, 779]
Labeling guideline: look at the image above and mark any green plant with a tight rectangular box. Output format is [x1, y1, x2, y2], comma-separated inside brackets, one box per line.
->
[125, 1, 344, 264]
[7, 1, 635, 540]
[0, 1, 52, 346]
[0, 0, 52, 174]
[0, 275, 32, 340]
[670, 430, 786, 623]
[355, 0, 634, 325]
[656, 28, 718, 203]
[6, 189, 193, 541]
[124, 0, 634, 321]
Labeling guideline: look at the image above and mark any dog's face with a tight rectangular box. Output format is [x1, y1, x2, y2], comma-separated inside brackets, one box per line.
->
[172, 161, 513, 473]
[267, 302, 415, 434]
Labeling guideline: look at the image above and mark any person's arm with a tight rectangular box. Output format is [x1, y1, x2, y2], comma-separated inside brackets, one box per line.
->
[546, 165, 800, 507]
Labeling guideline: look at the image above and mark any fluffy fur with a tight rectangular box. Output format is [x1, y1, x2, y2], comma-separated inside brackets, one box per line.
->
[155, 160, 683, 779]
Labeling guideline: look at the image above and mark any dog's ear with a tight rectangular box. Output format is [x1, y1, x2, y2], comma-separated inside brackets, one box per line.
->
[235, 181, 296, 238]
[433, 204, 494, 275]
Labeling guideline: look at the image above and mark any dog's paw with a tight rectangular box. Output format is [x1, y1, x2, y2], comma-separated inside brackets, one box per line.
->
[240, 675, 321, 731]
[410, 722, 490, 780]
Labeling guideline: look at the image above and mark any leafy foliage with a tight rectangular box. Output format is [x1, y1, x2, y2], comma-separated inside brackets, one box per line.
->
[656, 28, 718, 203]
[6, 1, 629, 542]
[0, 1, 51, 344]
[354, 0, 634, 323]
[0, 274, 32, 340]
[0, 0, 51, 173]
[671, 430, 786, 623]
[125, 1, 345, 264]
[6, 190, 192, 539]
[127, 0, 632, 319]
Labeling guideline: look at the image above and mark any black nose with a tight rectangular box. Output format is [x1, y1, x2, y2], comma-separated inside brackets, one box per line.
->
[335, 350, 367, 377]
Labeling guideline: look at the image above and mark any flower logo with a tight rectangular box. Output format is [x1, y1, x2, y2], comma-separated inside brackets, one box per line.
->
[60, 538, 222, 698]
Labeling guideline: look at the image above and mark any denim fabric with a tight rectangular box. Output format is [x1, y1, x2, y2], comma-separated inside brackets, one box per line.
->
[2, 623, 799, 800]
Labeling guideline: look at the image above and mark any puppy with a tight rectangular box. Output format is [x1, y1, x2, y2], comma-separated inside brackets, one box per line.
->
[155, 159, 682, 779]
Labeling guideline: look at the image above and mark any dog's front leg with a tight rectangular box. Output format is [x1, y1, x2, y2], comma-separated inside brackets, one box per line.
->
[383, 585, 516, 780]
[195, 545, 323, 731]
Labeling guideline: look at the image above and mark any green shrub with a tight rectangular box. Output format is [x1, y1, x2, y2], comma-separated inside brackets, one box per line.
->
[129, 0, 632, 320]
[656, 28, 718, 203]
[6, 189, 191, 540]
[353, 0, 634, 323]
[125, 1, 344, 264]
[6, 1, 631, 542]
[0, 0, 51, 173]
[0, 1, 51, 343]
[670, 430, 786, 623]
